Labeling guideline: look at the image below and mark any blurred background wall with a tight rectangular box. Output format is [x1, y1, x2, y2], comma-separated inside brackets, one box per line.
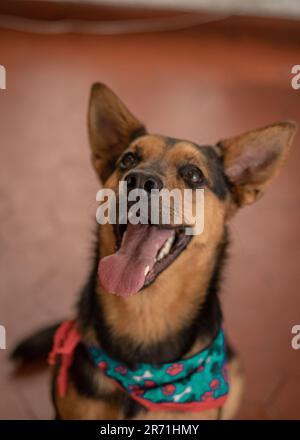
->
[0, 0, 300, 419]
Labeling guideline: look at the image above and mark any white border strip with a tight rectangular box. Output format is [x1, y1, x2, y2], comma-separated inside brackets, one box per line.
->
[34, 0, 300, 19]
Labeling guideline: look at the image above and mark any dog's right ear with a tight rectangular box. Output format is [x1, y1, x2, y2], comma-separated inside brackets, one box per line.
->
[88, 83, 146, 182]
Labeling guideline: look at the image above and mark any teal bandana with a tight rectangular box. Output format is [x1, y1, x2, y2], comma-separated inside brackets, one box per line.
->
[88, 327, 229, 412]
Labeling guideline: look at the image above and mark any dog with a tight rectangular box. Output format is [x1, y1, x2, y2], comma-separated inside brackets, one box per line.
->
[12, 83, 296, 420]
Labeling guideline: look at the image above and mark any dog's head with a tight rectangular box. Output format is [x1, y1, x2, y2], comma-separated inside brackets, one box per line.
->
[88, 83, 296, 298]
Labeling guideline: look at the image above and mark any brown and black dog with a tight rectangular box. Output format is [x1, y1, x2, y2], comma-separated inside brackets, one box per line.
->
[12, 83, 296, 420]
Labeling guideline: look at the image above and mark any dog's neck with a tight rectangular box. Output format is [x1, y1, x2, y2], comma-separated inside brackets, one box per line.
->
[78, 228, 228, 367]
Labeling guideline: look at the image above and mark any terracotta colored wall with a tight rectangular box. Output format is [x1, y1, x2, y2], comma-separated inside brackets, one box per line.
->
[0, 13, 299, 419]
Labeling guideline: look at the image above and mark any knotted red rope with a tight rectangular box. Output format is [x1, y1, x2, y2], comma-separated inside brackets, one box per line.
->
[48, 320, 81, 397]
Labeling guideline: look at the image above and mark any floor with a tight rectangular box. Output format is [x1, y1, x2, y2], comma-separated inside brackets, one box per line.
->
[0, 12, 300, 419]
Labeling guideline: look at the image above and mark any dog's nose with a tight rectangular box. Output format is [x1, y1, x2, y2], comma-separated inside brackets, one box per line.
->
[125, 171, 163, 193]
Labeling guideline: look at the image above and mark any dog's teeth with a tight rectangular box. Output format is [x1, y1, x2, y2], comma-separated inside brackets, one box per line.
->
[156, 233, 175, 261]
[144, 266, 150, 276]
[157, 249, 164, 261]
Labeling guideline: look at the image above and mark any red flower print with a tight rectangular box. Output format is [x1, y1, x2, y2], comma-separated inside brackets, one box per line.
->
[162, 384, 176, 396]
[201, 391, 214, 402]
[144, 380, 156, 388]
[135, 389, 145, 396]
[166, 363, 184, 376]
[197, 365, 205, 372]
[129, 384, 139, 392]
[98, 361, 108, 371]
[210, 378, 220, 390]
[115, 365, 128, 375]
[128, 385, 144, 396]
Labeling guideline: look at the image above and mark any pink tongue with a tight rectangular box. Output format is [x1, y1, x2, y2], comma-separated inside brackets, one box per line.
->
[98, 224, 173, 297]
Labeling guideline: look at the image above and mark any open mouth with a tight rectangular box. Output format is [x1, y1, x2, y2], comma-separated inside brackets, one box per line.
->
[98, 223, 192, 297]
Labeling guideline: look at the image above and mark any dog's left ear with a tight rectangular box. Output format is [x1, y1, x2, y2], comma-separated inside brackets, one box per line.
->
[217, 121, 297, 206]
[88, 83, 146, 182]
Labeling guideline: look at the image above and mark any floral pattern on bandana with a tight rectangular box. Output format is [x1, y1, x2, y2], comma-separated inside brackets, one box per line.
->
[88, 327, 229, 411]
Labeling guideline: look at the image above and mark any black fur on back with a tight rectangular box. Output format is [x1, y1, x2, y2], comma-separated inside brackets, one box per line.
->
[10, 322, 62, 362]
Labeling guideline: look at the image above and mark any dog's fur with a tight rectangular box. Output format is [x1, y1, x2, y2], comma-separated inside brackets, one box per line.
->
[12, 83, 296, 420]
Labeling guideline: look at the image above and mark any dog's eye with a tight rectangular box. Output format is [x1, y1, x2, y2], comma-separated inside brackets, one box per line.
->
[119, 152, 137, 170]
[180, 165, 205, 187]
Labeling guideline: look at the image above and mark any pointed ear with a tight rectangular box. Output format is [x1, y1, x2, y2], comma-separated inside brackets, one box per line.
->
[88, 83, 146, 182]
[217, 121, 297, 206]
